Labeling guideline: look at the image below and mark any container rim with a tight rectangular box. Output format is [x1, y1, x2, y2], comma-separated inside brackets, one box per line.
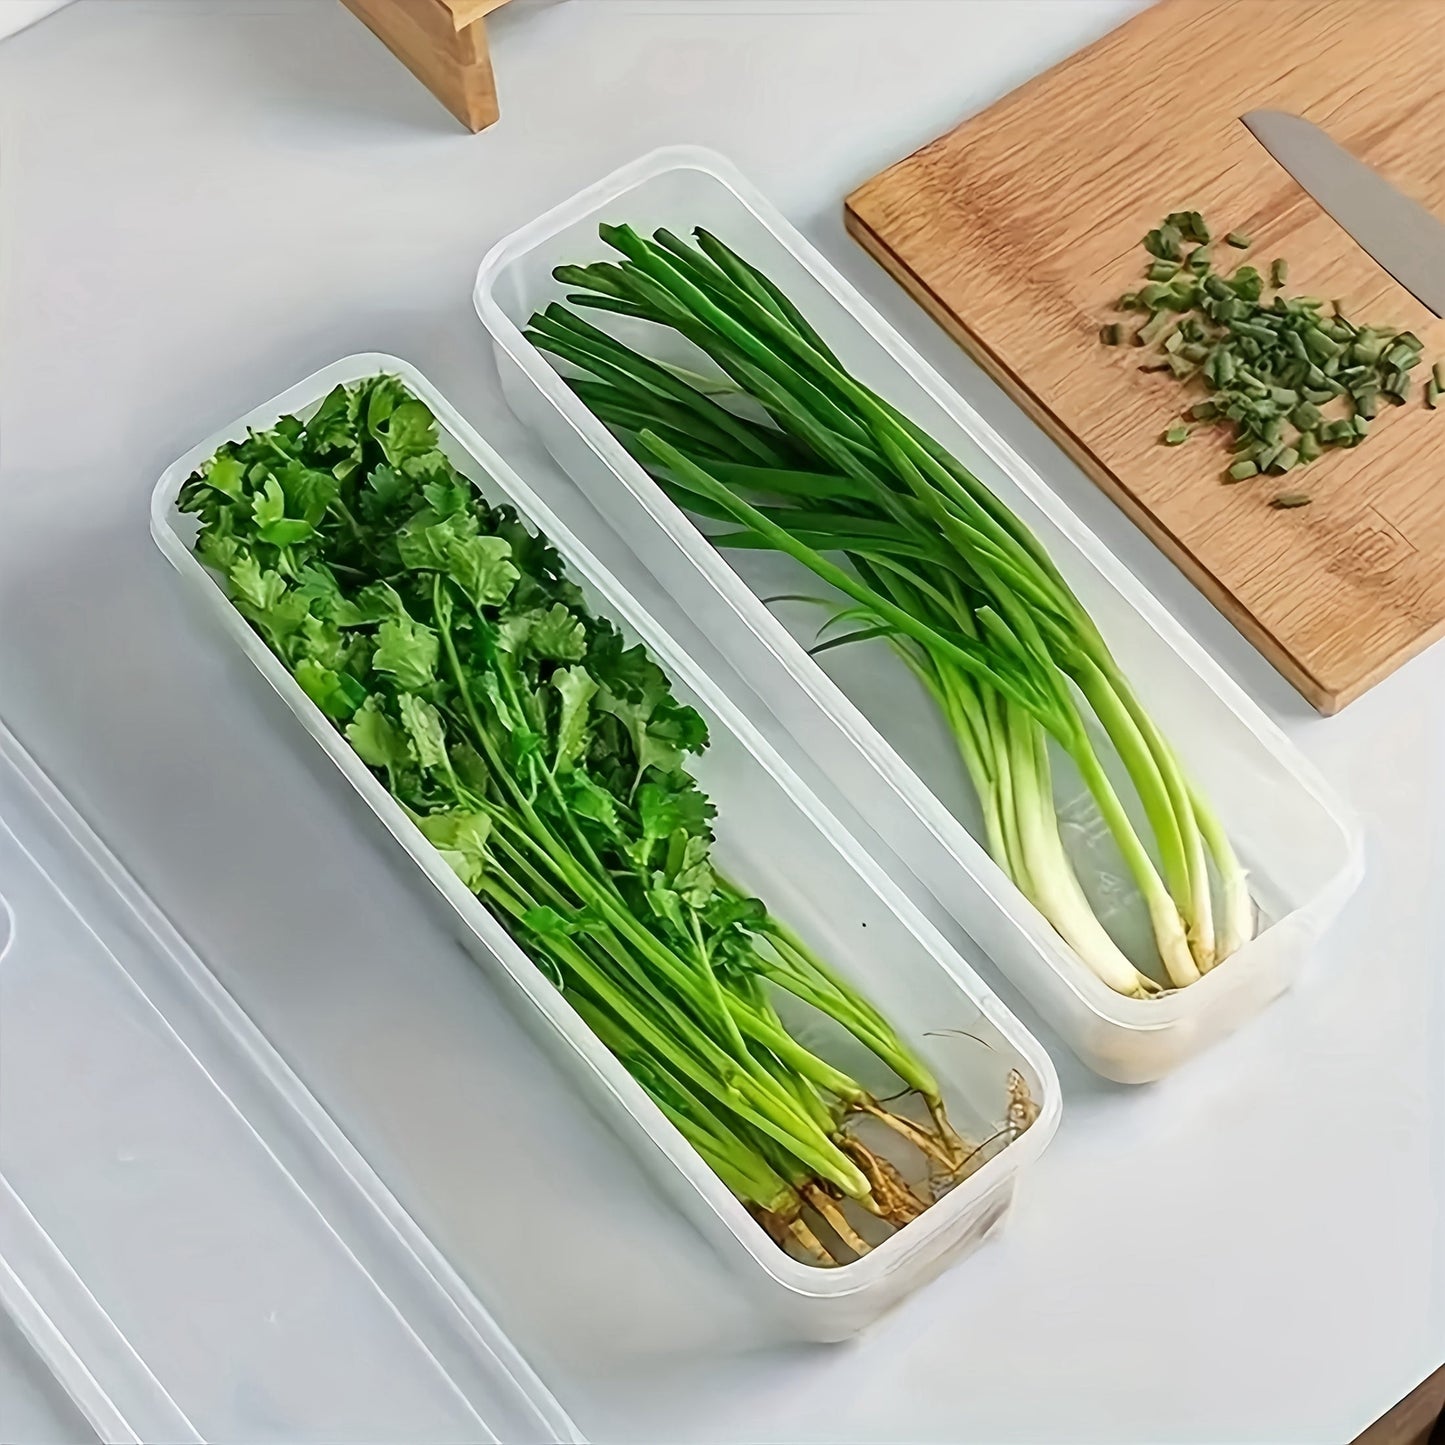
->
[472, 143, 1366, 1035]
[151, 351, 1062, 1302]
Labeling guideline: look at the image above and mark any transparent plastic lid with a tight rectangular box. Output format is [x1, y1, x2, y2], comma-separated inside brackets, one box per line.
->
[0, 719, 580, 1444]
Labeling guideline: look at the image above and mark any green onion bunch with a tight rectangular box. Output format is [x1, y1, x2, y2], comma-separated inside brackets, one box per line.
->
[526, 225, 1257, 995]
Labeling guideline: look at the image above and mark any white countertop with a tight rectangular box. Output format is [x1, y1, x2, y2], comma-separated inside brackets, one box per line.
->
[1, 2, 1441, 1441]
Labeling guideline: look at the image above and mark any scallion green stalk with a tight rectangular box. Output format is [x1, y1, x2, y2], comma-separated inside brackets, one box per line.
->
[528, 226, 1258, 995]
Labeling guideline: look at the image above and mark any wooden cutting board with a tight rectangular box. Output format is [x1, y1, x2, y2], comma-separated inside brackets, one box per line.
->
[845, 0, 1445, 712]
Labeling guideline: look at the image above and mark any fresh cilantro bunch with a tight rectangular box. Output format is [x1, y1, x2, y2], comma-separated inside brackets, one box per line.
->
[181, 375, 966, 1262]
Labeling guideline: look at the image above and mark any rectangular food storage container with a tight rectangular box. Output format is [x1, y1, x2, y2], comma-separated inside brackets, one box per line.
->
[472, 145, 1365, 1084]
[150, 354, 1060, 1343]
[0, 718, 580, 1444]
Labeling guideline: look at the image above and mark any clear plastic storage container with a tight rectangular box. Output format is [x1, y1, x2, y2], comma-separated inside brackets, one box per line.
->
[149, 355, 1061, 1343]
[472, 146, 1365, 1084]
[0, 719, 580, 1444]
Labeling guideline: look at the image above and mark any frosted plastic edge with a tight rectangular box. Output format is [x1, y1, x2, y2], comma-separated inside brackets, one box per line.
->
[0, 1176, 196, 1445]
[0, 717, 583, 1445]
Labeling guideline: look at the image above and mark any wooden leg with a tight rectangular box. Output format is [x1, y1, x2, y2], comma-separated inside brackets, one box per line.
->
[339, 0, 501, 133]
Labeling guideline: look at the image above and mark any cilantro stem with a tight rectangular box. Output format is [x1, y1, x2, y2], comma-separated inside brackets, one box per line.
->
[182, 373, 978, 1256]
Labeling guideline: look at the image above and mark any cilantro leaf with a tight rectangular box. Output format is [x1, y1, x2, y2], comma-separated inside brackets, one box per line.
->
[646, 884, 687, 936]
[294, 566, 364, 627]
[595, 689, 669, 780]
[375, 398, 438, 466]
[251, 592, 311, 647]
[667, 834, 715, 908]
[295, 658, 367, 720]
[251, 474, 286, 529]
[445, 533, 518, 611]
[415, 810, 491, 891]
[587, 627, 670, 706]
[403, 450, 455, 486]
[637, 774, 715, 843]
[277, 460, 339, 525]
[421, 477, 471, 516]
[704, 893, 766, 933]
[201, 452, 246, 500]
[197, 529, 241, 574]
[498, 603, 585, 662]
[297, 614, 349, 671]
[373, 615, 438, 691]
[397, 514, 518, 612]
[398, 693, 449, 771]
[251, 473, 314, 547]
[346, 696, 409, 771]
[363, 375, 406, 432]
[529, 603, 587, 661]
[552, 665, 598, 773]
[562, 770, 623, 840]
[227, 557, 311, 648]
[344, 582, 406, 626]
[362, 463, 412, 521]
[228, 553, 286, 612]
[450, 742, 492, 795]
[646, 697, 709, 757]
[480, 671, 519, 732]
[303, 384, 363, 477]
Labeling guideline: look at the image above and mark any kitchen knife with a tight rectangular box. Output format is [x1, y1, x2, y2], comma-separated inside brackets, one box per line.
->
[1242, 109, 1445, 318]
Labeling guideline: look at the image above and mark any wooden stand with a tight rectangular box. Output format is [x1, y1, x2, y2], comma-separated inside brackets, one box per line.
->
[338, 0, 515, 132]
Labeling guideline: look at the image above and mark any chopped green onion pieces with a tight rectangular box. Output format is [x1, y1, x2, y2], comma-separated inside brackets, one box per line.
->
[1227, 458, 1259, 481]
[1107, 210, 1441, 493]
[1270, 492, 1311, 509]
[1144, 224, 1184, 261]
[1138, 310, 1175, 346]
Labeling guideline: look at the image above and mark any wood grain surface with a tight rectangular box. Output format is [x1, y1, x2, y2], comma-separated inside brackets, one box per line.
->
[340, 0, 505, 131]
[846, 0, 1445, 712]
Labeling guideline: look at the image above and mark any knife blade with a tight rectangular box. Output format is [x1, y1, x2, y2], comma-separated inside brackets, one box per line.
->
[1242, 109, 1445, 318]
